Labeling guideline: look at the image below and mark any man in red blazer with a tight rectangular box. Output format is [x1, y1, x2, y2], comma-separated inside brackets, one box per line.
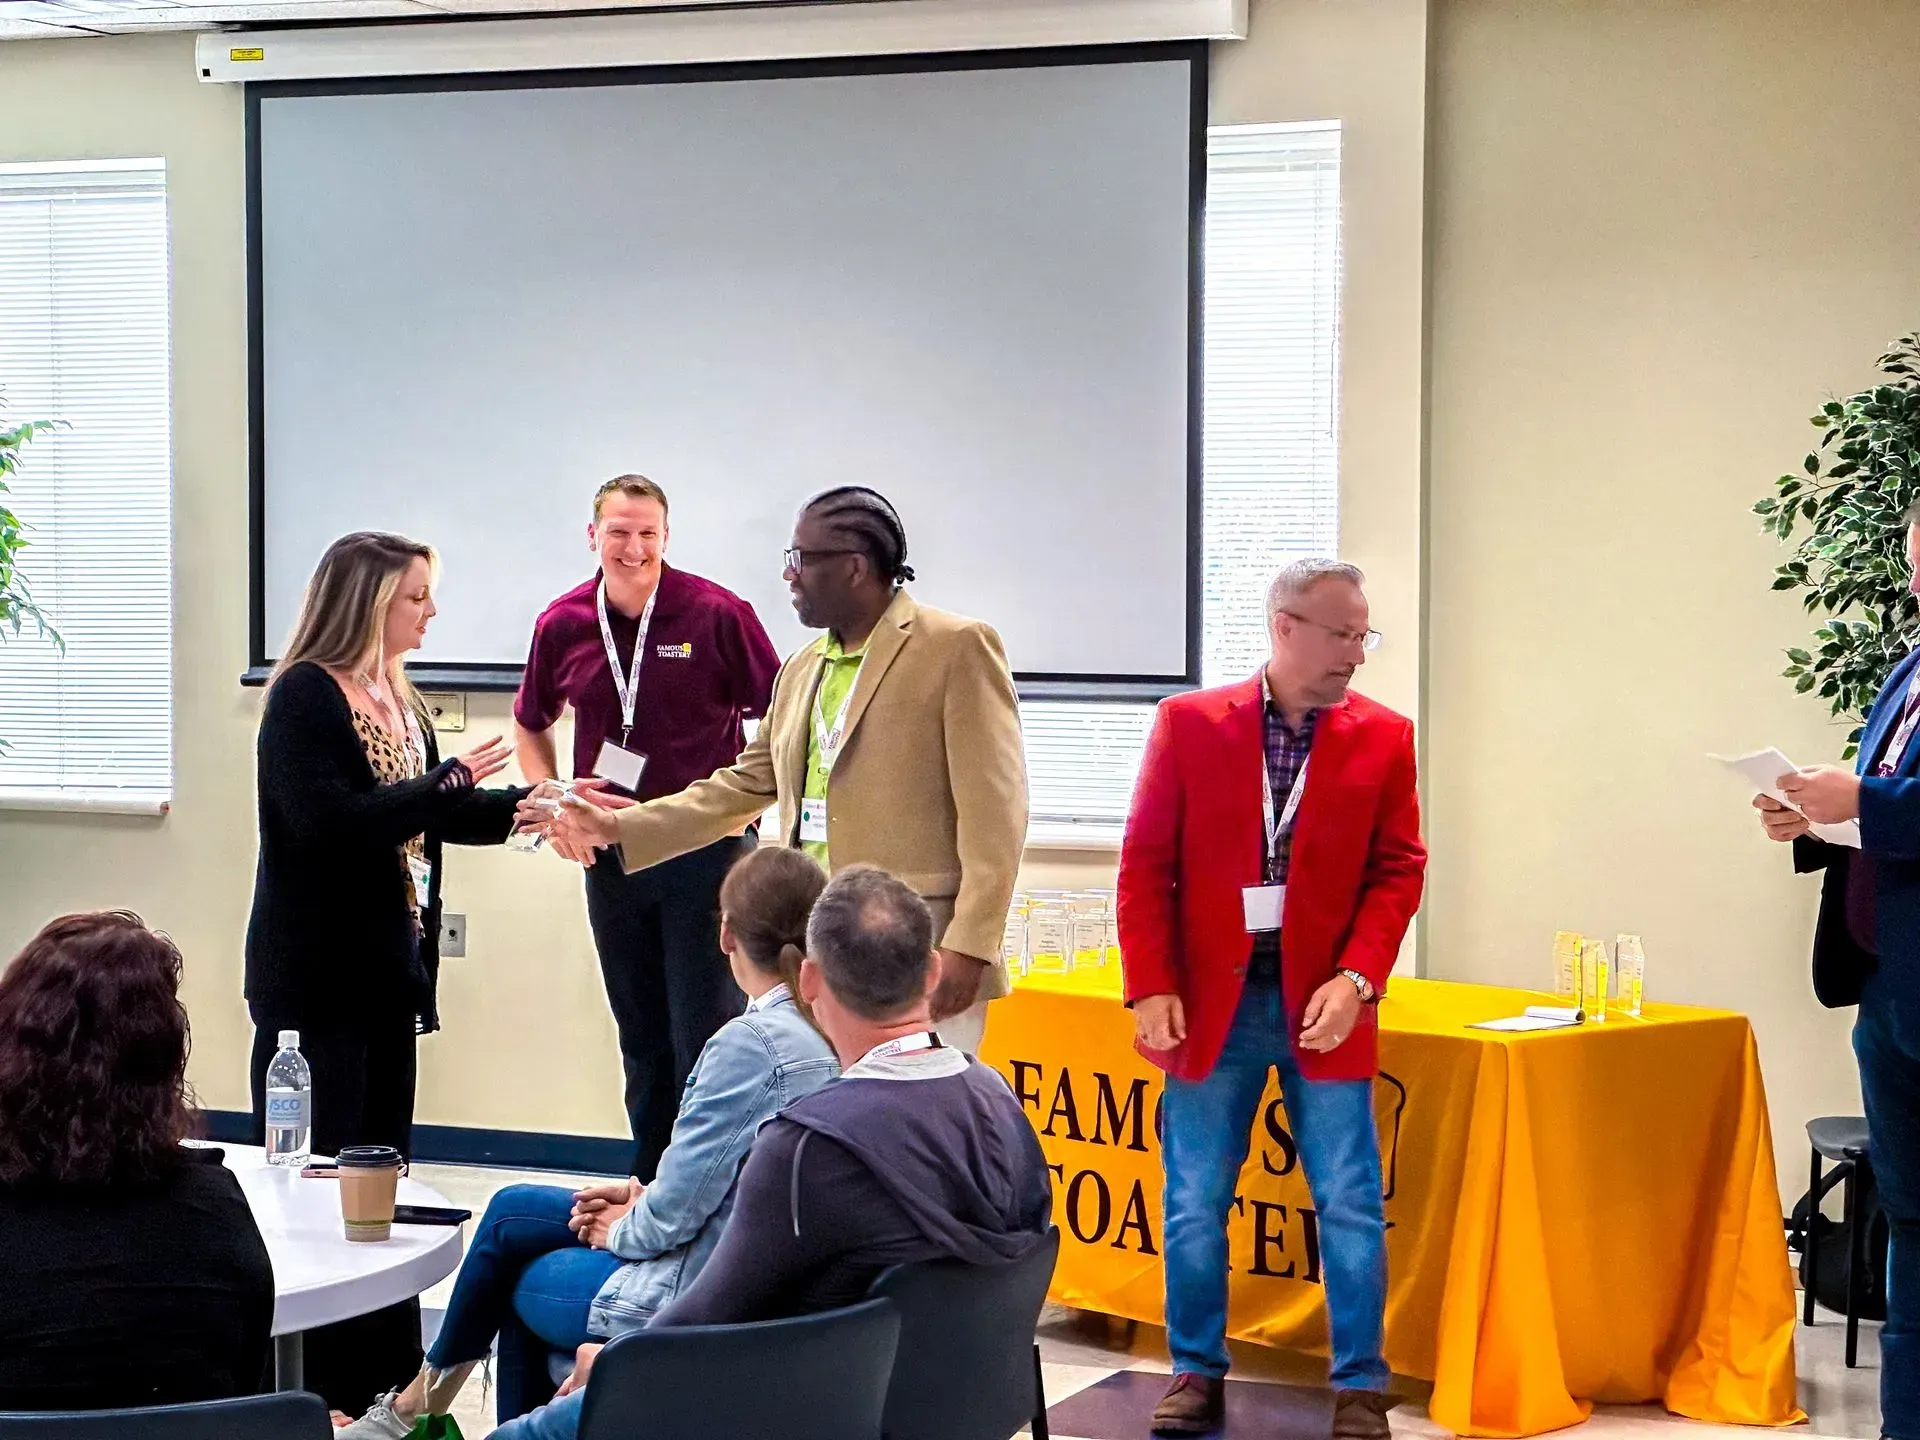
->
[1117, 559, 1426, 1438]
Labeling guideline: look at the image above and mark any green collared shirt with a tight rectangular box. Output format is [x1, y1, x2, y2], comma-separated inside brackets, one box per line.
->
[800, 634, 866, 864]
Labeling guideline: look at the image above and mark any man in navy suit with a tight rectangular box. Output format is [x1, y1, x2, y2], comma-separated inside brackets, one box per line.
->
[1757, 516, 1920, 1440]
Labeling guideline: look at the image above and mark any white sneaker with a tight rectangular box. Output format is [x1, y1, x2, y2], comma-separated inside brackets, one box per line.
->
[334, 1392, 414, 1440]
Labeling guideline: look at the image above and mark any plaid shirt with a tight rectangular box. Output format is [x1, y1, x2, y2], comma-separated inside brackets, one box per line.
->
[1251, 678, 1317, 981]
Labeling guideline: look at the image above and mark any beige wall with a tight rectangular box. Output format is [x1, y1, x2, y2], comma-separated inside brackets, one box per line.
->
[1423, 0, 1920, 1189]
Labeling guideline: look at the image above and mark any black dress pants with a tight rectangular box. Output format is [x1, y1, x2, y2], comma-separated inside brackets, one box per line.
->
[584, 835, 749, 1180]
[249, 1011, 422, 1414]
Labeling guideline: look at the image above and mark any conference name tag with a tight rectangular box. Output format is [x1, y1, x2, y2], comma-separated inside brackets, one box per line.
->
[799, 795, 828, 844]
[408, 854, 433, 910]
[595, 740, 647, 795]
[1242, 883, 1284, 933]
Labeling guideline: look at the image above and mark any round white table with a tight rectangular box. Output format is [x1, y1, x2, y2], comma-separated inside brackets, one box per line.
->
[211, 1143, 466, 1391]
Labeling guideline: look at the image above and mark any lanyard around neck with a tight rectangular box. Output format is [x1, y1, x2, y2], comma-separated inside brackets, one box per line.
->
[1878, 666, 1920, 776]
[1259, 674, 1311, 878]
[811, 648, 867, 774]
[854, 1031, 939, 1068]
[596, 577, 658, 748]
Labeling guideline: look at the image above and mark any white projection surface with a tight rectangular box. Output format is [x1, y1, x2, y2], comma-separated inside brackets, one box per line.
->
[255, 56, 1197, 683]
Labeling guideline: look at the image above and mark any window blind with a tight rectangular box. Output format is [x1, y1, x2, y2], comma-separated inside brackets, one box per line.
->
[1024, 121, 1342, 846]
[0, 159, 173, 813]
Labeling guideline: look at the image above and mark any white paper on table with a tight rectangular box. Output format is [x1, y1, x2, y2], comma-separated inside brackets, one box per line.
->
[1711, 747, 1862, 847]
[1471, 1014, 1581, 1032]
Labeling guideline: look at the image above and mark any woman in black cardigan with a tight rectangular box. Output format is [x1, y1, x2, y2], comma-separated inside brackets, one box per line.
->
[246, 531, 527, 1411]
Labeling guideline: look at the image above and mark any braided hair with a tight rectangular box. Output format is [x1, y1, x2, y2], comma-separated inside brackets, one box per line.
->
[802, 486, 916, 585]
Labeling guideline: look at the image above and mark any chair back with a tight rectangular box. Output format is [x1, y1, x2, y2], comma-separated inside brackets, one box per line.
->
[0, 1391, 332, 1438]
[577, 1297, 899, 1440]
[867, 1228, 1061, 1440]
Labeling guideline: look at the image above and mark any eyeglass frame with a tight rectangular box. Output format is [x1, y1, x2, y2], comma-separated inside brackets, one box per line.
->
[782, 546, 863, 574]
[1279, 610, 1383, 652]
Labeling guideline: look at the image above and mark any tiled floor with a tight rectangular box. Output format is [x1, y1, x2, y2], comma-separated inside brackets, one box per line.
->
[410, 1163, 1886, 1440]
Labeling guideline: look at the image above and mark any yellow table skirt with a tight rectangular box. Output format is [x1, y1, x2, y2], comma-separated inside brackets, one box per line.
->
[977, 971, 1802, 1436]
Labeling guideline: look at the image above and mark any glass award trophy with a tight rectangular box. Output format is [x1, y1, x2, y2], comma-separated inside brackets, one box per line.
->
[1001, 899, 1029, 980]
[507, 780, 574, 853]
[1615, 934, 1646, 1017]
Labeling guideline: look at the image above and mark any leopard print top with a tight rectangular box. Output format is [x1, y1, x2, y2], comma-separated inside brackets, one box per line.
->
[352, 707, 427, 920]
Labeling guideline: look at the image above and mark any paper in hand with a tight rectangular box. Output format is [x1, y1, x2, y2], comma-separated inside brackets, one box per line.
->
[1712, 748, 1862, 847]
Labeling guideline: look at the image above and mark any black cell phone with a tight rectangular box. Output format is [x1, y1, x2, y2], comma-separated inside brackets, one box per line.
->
[392, 1203, 472, 1226]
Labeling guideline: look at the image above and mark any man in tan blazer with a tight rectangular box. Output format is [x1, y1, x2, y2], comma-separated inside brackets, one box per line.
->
[550, 486, 1028, 1050]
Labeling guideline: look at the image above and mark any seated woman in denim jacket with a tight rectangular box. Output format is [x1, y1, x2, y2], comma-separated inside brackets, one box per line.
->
[340, 846, 836, 1438]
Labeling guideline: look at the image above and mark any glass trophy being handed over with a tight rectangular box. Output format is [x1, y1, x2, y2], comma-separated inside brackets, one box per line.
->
[508, 779, 576, 853]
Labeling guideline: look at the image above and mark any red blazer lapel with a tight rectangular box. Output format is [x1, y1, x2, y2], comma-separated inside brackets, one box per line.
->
[1220, 678, 1266, 882]
[1293, 695, 1356, 861]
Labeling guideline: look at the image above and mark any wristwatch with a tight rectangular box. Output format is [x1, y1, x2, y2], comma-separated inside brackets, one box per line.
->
[1339, 967, 1378, 1004]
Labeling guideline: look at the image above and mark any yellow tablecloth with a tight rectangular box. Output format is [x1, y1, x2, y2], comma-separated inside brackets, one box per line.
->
[978, 970, 1802, 1437]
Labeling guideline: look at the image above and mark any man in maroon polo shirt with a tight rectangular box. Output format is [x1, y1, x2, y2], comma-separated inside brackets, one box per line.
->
[514, 474, 780, 1180]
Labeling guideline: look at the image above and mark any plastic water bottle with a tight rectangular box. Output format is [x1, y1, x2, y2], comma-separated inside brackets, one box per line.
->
[264, 1030, 312, 1167]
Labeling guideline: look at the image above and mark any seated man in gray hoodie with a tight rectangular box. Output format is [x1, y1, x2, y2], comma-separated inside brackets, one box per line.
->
[530, 863, 1053, 1426]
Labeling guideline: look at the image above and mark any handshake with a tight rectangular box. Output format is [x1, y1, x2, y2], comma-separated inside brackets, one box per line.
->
[510, 779, 633, 866]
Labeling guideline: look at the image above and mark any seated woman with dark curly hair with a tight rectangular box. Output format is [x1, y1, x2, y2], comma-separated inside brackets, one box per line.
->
[0, 911, 274, 1410]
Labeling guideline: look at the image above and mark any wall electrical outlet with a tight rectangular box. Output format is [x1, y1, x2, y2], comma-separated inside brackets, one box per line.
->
[440, 913, 467, 957]
[423, 692, 467, 732]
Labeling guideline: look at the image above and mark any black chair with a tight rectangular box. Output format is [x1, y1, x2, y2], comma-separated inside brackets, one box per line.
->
[1804, 1115, 1875, 1367]
[866, 1228, 1061, 1440]
[576, 1297, 899, 1440]
[0, 1392, 332, 1438]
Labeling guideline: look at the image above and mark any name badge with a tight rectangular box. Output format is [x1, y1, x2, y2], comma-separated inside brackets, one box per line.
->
[407, 853, 433, 909]
[1242, 884, 1284, 933]
[595, 740, 648, 795]
[799, 795, 828, 844]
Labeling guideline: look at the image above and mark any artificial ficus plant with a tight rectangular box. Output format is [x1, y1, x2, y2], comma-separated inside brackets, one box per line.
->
[1756, 332, 1920, 757]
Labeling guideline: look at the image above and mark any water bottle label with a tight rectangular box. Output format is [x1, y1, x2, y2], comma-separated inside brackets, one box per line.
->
[266, 1091, 309, 1130]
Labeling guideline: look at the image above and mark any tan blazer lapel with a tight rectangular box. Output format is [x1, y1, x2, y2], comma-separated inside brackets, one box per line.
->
[779, 642, 829, 830]
[835, 589, 917, 758]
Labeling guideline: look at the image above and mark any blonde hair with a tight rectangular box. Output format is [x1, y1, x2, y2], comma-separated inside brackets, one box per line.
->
[271, 531, 438, 725]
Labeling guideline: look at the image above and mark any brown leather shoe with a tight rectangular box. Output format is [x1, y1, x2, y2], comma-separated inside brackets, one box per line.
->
[1332, 1388, 1394, 1440]
[1152, 1372, 1225, 1435]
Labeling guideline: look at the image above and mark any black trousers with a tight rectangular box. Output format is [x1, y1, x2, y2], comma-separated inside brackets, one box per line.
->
[248, 1012, 423, 1414]
[584, 835, 749, 1180]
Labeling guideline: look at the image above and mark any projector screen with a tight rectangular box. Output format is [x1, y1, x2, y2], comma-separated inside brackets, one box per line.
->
[247, 47, 1203, 696]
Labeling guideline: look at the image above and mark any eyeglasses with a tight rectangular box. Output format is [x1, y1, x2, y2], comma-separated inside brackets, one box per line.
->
[783, 547, 861, 573]
[1282, 611, 1383, 652]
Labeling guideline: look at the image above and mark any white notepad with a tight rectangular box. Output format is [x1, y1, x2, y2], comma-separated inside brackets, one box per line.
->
[1712, 748, 1861, 847]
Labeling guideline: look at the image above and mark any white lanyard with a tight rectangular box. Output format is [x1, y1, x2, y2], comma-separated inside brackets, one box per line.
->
[1258, 671, 1311, 880]
[596, 578, 658, 749]
[1260, 754, 1310, 880]
[363, 663, 424, 775]
[854, 1031, 938, 1067]
[400, 704, 426, 777]
[811, 651, 867, 774]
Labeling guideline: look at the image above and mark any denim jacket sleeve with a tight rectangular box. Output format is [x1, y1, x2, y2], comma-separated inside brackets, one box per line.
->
[604, 1018, 778, 1261]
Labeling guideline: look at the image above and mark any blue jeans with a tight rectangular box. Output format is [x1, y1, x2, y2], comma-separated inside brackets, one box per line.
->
[1856, 975, 1920, 1440]
[426, 1184, 620, 1422]
[1161, 978, 1389, 1389]
[490, 1389, 586, 1440]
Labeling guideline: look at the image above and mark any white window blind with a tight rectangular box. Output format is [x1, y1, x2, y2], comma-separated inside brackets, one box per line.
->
[1024, 121, 1341, 846]
[0, 159, 173, 813]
